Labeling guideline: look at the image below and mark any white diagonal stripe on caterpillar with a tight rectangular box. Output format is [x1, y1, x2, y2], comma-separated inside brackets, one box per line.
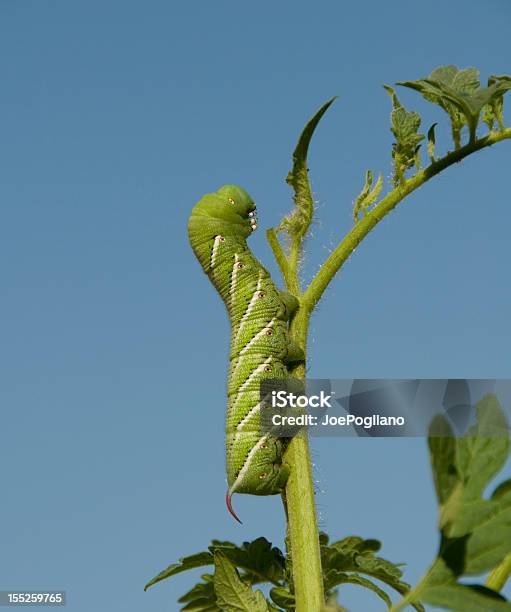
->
[228, 323, 276, 384]
[230, 356, 273, 414]
[210, 234, 223, 270]
[228, 433, 270, 496]
[234, 401, 261, 432]
[228, 401, 263, 450]
[234, 272, 264, 342]
[229, 253, 240, 306]
[239, 317, 276, 355]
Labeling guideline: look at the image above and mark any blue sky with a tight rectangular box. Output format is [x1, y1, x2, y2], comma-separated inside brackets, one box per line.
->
[1, 2, 510, 611]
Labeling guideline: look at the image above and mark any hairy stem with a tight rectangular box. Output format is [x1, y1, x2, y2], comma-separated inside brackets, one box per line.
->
[486, 552, 511, 592]
[284, 304, 325, 612]
[269, 225, 323, 609]
[266, 228, 293, 288]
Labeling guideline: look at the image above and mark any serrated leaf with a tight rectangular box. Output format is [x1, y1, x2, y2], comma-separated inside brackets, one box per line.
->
[353, 170, 372, 221]
[392, 397, 511, 611]
[146, 536, 285, 611]
[398, 65, 479, 147]
[421, 580, 511, 611]
[401, 395, 511, 609]
[428, 415, 460, 506]
[482, 75, 508, 132]
[398, 65, 511, 146]
[181, 599, 220, 612]
[325, 571, 392, 608]
[452, 490, 511, 574]
[427, 123, 437, 162]
[354, 554, 404, 581]
[482, 98, 503, 132]
[322, 536, 403, 586]
[399, 558, 511, 611]
[456, 395, 509, 501]
[210, 538, 285, 585]
[353, 170, 383, 222]
[280, 97, 337, 240]
[269, 586, 295, 610]
[492, 75, 511, 84]
[383, 85, 424, 185]
[429, 395, 510, 534]
[330, 536, 382, 555]
[178, 575, 220, 611]
[320, 536, 424, 609]
[179, 576, 215, 603]
[214, 553, 269, 612]
[144, 551, 214, 590]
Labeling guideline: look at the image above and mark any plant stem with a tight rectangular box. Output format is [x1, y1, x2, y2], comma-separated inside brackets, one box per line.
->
[267, 97, 338, 612]
[269, 222, 323, 609]
[284, 304, 325, 612]
[486, 552, 511, 592]
[285, 431, 324, 611]
[303, 127, 511, 310]
[266, 228, 295, 291]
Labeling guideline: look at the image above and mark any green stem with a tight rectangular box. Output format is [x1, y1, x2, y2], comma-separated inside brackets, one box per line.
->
[302, 127, 511, 310]
[288, 238, 302, 295]
[486, 552, 511, 592]
[268, 223, 324, 610]
[285, 432, 324, 610]
[284, 304, 325, 612]
[266, 229, 290, 286]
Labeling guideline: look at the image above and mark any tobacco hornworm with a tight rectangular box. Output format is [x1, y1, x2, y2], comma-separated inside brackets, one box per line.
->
[188, 185, 303, 522]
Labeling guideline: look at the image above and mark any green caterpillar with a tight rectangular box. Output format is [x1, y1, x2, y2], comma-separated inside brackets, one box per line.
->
[188, 185, 303, 522]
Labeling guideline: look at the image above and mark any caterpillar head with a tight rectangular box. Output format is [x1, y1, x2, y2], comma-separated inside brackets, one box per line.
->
[216, 185, 258, 232]
[190, 185, 257, 236]
[188, 185, 258, 266]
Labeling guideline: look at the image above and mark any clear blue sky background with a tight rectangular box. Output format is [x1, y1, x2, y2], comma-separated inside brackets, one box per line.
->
[1, 2, 510, 611]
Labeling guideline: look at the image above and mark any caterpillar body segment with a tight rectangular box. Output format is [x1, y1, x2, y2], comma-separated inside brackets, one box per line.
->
[188, 185, 302, 519]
